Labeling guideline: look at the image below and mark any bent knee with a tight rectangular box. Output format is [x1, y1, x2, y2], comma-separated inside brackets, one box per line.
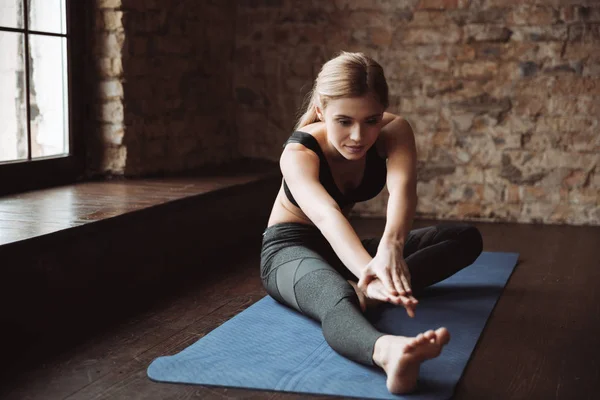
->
[459, 225, 483, 263]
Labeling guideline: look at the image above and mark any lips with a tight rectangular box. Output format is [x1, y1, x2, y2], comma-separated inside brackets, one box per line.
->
[346, 145, 364, 152]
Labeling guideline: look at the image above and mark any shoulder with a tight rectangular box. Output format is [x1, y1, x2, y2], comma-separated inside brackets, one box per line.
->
[381, 113, 414, 139]
[295, 122, 327, 146]
[378, 113, 415, 157]
[285, 123, 328, 155]
[280, 140, 320, 175]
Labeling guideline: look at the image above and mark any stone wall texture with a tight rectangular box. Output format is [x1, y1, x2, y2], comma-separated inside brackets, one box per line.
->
[89, 0, 599, 225]
[89, 0, 238, 176]
[234, 0, 599, 225]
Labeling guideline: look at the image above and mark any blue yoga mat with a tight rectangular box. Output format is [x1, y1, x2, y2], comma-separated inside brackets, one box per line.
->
[148, 251, 519, 399]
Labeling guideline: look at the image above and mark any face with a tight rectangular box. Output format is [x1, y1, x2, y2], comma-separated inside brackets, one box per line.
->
[316, 93, 385, 161]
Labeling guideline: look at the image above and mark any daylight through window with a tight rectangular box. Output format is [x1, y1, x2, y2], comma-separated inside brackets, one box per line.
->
[0, 0, 69, 163]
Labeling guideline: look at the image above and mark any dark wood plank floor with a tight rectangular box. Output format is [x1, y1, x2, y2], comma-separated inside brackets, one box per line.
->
[2, 218, 599, 400]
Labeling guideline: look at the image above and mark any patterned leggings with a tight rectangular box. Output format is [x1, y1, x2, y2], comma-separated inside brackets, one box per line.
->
[260, 222, 483, 366]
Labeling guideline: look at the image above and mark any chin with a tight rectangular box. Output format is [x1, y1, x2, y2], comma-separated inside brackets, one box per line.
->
[343, 150, 366, 160]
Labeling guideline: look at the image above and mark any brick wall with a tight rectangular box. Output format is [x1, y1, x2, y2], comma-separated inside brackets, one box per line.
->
[89, 0, 598, 225]
[234, 0, 599, 225]
[89, 0, 238, 176]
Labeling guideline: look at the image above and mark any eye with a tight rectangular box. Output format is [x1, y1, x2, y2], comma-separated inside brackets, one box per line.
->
[337, 119, 352, 127]
[366, 118, 379, 125]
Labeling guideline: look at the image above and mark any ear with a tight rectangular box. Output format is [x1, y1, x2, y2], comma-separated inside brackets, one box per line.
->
[315, 106, 324, 121]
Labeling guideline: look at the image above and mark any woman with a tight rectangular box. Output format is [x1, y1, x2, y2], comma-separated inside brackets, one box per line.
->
[260, 52, 483, 394]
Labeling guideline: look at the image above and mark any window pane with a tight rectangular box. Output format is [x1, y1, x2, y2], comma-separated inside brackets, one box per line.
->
[0, 0, 23, 29]
[0, 31, 28, 162]
[29, 35, 68, 158]
[28, 0, 66, 34]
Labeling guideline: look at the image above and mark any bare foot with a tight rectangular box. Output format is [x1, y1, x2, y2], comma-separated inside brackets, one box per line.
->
[373, 328, 451, 394]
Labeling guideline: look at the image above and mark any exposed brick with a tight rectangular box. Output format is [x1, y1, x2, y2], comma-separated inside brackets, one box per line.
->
[513, 95, 547, 116]
[102, 10, 123, 31]
[369, 27, 393, 46]
[333, 0, 413, 11]
[401, 97, 442, 113]
[86, 0, 599, 225]
[548, 96, 579, 115]
[97, 0, 122, 9]
[98, 79, 124, 99]
[535, 116, 596, 133]
[567, 130, 600, 152]
[125, 36, 148, 56]
[506, 185, 521, 203]
[507, 5, 558, 25]
[577, 96, 600, 115]
[100, 123, 125, 145]
[456, 61, 498, 79]
[96, 57, 122, 78]
[551, 76, 600, 95]
[411, 10, 455, 26]
[562, 169, 590, 188]
[564, 42, 600, 61]
[511, 25, 568, 41]
[155, 36, 193, 55]
[568, 23, 600, 42]
[398, 26, 462, 44]
[94, 32, 125, 57]
[89, 0, 237, 177]
[98, 100, 124, 123]
[100, 145, 126, 173]
[464, 24, 513, 42]
[416, 0, 463, 10]
[569, 188, 600, 205]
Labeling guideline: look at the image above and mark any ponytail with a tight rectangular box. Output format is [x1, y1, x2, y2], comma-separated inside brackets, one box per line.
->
[294, 90, 320, 130]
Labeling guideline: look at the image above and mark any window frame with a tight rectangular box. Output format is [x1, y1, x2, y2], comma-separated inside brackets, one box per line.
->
[0, 0, 88, 196]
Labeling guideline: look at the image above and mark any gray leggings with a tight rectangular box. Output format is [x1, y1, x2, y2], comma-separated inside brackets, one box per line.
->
[260, 222, 483, 366]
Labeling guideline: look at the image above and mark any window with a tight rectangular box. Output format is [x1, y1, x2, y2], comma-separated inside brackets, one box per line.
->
[0, 0, 85, 195]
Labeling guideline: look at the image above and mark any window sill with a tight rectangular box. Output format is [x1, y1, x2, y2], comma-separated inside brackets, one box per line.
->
[0, 159, 279, 247]
[0, 158, 280, 338]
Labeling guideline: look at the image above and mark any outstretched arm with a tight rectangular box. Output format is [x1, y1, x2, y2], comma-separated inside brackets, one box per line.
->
[280, 144, 372, 279]
[379, 115, 418, 256]
[358, 114, 419, 315]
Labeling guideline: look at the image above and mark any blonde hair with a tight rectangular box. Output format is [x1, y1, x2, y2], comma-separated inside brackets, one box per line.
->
[294, 51, 389, 130]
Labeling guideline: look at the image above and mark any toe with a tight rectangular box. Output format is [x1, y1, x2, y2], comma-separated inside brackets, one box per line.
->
[435, 328, 451, 345]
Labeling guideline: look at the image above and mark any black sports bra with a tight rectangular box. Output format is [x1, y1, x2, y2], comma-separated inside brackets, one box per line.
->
[282, 131, 387, 209]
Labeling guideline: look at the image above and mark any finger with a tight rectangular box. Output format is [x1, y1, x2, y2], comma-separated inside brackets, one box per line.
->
[399, 261, 412, 294]
[399, 295, 419, 312]
[368, 285, 389, 302]
[391, 267, 406, 296]
[379, 270, 398, 296]
[357, 268, 373, 290]
[405, 303, 416, 318]
[385, 293, 404, 306]
[387, 292, 414, 307]
[400, 273, 412, 295]
[404, 266, 412, 285]
[357, 273, 375, 292]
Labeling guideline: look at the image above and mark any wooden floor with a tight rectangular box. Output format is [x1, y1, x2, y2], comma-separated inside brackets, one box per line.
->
[1, 218, 599, 400]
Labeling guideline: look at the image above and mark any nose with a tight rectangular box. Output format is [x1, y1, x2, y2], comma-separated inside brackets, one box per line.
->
[349, 125, 362, 142]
